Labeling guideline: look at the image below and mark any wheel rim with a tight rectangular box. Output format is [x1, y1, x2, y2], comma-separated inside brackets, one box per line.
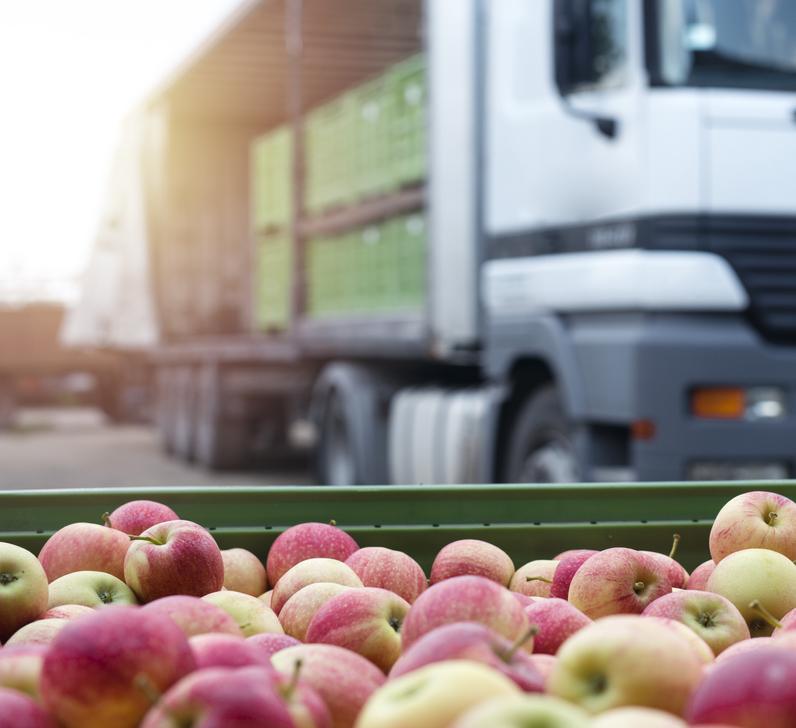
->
[518, 435, 579, 483]
[325, 398, 356, 486]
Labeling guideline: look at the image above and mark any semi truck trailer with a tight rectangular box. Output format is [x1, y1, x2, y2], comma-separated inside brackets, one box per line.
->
[66, 0, 796, 484]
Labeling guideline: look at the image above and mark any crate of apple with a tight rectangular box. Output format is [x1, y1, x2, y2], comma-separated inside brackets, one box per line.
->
[1, 490, 796, 726]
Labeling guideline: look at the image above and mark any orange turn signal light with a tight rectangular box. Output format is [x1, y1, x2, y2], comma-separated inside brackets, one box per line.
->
[691, 387, 745, 420]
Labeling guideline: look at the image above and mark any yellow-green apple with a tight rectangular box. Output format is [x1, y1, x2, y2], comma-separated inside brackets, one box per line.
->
[305, 587, 410, 672]
[188, 633, 274, 670]
[38, 523, 130, 582]
[259, 590, 273, 607]
[139, 667, 298, 728]
[430, 540, 515, 586]
[642, 590, 749, 655]
[40, 605, 196, 728]
[710, 491, 796, 563]
[266, 522, 359, 586]
[6, 619, 67, 647]
[0, 543, 48, 642]
[451, 695, 591, 728]
[550, 550, 597, 600]
[279, 583, 352, 641]
[271, 558, 363, 615]
[388, 622, 544, 692]
[401, 576, 531, 653]
[273, 643, 386, 728]
[355, 660, 520, 728]
[141, 595, 242, 637]
[202, 590, 283, 636]
[0, 687, 55, 728]
[345, 547, 426, 603]
[568, 548, 672, 618]
[706, 548, 796, 636]
[591, 706, 688, 727]
[547, 615, 704, 715]
[41, 605, 94, 620]
[509, 560, 558, 597]
[687, 560, 716, 591]
[247, 632, 301, 658]
[47, 571, 137, 609]
[687, 647, 796, 726]
[124, 519, 224, 602]
[104, 499, 179, 536]
[0, 644, 47, 701]
[221, 548, 267, 596]
[522, 597, 591, 654]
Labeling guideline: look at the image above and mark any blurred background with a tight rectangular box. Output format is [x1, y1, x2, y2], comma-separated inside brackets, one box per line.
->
[1, 0, 795, 489]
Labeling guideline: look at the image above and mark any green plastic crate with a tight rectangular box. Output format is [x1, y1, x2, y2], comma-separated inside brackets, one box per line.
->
[254, 233, 292, 330]
[353, 78, 397, 200]
[386, 54, 427, 187]
[251, 127, 293, 231]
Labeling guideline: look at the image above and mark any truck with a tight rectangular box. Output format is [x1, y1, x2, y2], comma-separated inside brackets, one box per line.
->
[65, 0, 796, 484]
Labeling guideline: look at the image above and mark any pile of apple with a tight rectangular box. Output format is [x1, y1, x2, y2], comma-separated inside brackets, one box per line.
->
[3, 491, 796, 727]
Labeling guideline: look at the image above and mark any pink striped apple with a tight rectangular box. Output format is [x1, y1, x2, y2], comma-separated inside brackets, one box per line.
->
[345, 547, 427, 603]
[104, 500, 179, 536]
[430, 540, 515, 586]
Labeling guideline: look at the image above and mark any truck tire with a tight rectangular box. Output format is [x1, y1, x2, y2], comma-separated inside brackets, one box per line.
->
[503, 385, 579, 484]
[155, 368, 178, 454]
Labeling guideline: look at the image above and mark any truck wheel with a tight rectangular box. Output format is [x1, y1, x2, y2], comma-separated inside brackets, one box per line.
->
[172, 367, 196, 461]
[318, 389, 358, 486]
[155, 368, 177, 454]
[504, 385, 579, 483]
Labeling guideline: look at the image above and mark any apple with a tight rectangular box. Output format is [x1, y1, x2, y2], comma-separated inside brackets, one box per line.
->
[141, 595, 242, 637]
[550, 550, 597, 600]
[642, 589, 749, 655]
[221, 548, 267, 596]
[389, 621, 544, 692]
[272, 643, 386, 728]
[279, 582, 352, 641]
[266, 522, 359, 586]
[528, 653, 557, 684]
[774, 606, 796, 634]
[687, 560, 716, 591]
[271, 558, 363, 614]
[38, 523, 130, 582]
[706, 548, 796, 636]
[547, 615, 704, 715]
[355, 660, 520, 728]
[247, 632, 301, 658]
[40, 605, 196, 728]
[590, 706, 688, 727]
[687, 647, 796, 726]
[429, 539, 515, 586]
[0, 644, 47, 701]
[124, 519, 224, 602]
[188, 633, 274, 670]
[0, 543, 48, 642]
[41, 605, 94, 620]
[401, 576, 531, 653]
[259, 590, 273, 608]
[644, 616, 714, 666]
[6, 619, 67, 647]
[522, 598, 591, 654]
[273, 667, 333, 728]
[451, 695, 591, 728]
[714, 635, 777, 664]
[509, 559, 558, 598]
[47, 571, 137, 609]
[104, 500, 179, 536]
[709, 490, 796, 563]
[202, 590, 283, 636]
[511, 592, 535, 608]
[0, 687, 56, 728]
[139, 667, 297, 728]
[568, 548, 672, 618]
[642, 550, 689, 589]
[345, 547, 427, 603]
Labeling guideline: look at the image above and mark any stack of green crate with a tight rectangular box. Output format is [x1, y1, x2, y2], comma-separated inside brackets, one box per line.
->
[353, 78, 396, 200]
[254, 234, 292, 330]
[387, 55, 427, 188]
[250, 126, 293, 231]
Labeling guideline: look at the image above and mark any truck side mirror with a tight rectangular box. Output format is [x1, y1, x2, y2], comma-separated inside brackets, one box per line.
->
[553, 0, 593, 95]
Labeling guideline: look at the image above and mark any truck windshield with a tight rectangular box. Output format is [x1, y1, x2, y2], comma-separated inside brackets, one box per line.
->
[653, 0, 796, 90]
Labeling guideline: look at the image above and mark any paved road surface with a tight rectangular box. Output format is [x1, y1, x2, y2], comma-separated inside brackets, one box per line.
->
[0, 408, 312, 489]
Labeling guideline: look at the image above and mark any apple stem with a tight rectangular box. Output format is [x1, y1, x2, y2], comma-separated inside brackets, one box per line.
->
[749, 599, 783, 630]
[329, 519, 337, 527]
[503, 625, 539, 660]
[767, 511, 778, 526]
[633, 581, 646, 594]
[129, 535, 162, 545]
[134, 673, 162, 706]
[525, 576, 553, 584]
[101, 512, 112, 528]
[281, 658, 303, 700]
[668, 533, 681, 560]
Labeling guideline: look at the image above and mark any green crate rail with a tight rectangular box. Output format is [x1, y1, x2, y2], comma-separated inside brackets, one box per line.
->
[0, 482, 792, 571]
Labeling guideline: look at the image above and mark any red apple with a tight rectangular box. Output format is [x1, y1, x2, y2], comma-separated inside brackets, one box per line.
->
[512, 592, 536, 608]
[47, 570, 137, 609]
[430, 539, 514, 586]
[141, 595, 242, 637]
[714, 636, 777, 664]
[509, 560, 558, 597]
[345, 547, 427, 603]
[274, 668, 333, 728]
[568, 548, 672, 618]
[6, 619, 67, 647]
[528, 654, 557, 685]
[246, 632, 301, 658]
[266, 522, 359, 586]
[221, 548, 267, 596]
[550, 550, 597, 600]
[279, 583, 353, 641]
[124, 519, 224, 602]
[201, 590, 283, 636]
[710, 490, 796, 563]
[38, 523, 130, 582]
[40, 605, 196, 728]
[401, 575, 531, 653]
[188, 633, 274, 670]
[389, 622, 544, 692]
[522, 598, 591, 655]
[0, 544, 48, 642]
[271, 558, 363, 615]
[0, 687, 56, 728]
[41, 605, 94, 621]
[272, 643, 386, 728]
[642, 553, 688, 590]
[0, 644, 47, 701]
[687, 647, 796, 726]
[305, 587, 410, 672]
[686, 560, 716, 591]
[104, 500, 179, 536]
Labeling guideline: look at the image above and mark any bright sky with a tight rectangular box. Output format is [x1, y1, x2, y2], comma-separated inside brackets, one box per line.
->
[0, 0, 243, 303]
